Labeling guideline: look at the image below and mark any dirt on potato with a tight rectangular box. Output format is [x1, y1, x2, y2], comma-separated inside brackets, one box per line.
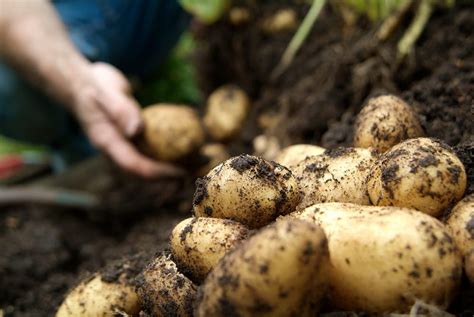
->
[1, 1, 473, 316]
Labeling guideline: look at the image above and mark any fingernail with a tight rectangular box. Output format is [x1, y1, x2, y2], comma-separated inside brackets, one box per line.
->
[126, 118, 141, 137]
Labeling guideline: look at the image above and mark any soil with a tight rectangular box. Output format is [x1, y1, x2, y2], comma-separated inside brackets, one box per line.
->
[1, 2, 473, 316]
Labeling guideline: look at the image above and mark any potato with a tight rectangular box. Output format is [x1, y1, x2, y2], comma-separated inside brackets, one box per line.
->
[261, 8, 298, 34]
[140, 104, 205, 161]
[136, 252, 197, 317]
[195, 219, 329, 317]
[229, 7, 251, 25]
[288, 202, 463, 313]
[192, 154, 301, 228]
[354, 95, 424, 152]
[196, 143, 230, 177]
[446, 194, 474, 257]
[368, 138, 467, 217]
[170, 217, 249, 282]
[293, 147, 378, 209]
[56, 274, 140, 317]
[203, 85, 250, 141]
[253, 134, 281, 161]
[275, 144, 325, 170]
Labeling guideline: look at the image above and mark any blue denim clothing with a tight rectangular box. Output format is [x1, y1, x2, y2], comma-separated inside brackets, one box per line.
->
[0, 0, 190, 163]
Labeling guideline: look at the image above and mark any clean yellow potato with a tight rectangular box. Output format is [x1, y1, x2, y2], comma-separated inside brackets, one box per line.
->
[193, 154, 301, 228]
[274, 144, 325, 169]
[293, 147, 378, 209]
[195, 143, 230, 177]
[195, 219, 329, 317]
[203, 85, 250, 141]
[368, 138, 467, 217]
[446, 194, 474, 256]
[288, 203, 463, 314]
[140, 104, 205, 161]
[136, 252, 197, 317]
[170, 217, 249, 282]
[354, 95, 424, 152]
[56, 274, 140, 317]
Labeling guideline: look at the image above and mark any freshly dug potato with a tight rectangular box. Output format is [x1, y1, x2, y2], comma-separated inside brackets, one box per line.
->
[196, 143, 230, 177]
[253, 134, 281, 161]
[203, 85, 250, 141]
[293, 147, 378, 209]
[275, 144, 325, 170]
[288, 203, 463, 313]
[140, 104, 205, 161]
[170, 217, 249, 282]
[368, 138, 467, 217]
[137, 252, 197, 317]
[261, 8, 298, 34]
[354, 95, 424, 152]
[446, 194, 474, 256]
[193, 154, 301, 228]
[195, 219, 329, 317]
[56, 274, 140, 317]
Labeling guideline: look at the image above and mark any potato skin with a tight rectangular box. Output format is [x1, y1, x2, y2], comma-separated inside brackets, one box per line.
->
[293, 147, 377, 209]
[446, 194, 474, 256]
[288, 203, 463, 313]
[56, 274, 140, 317]
[193, 154, 301, 228]
[170, 217, 249, 282]
[275, 144, 325, 170]
[141, 104, 205, 161]
[204, 85, 250, 141]
[466, 249, 474, 284]
[368, 138, 467, 217]
[195, 219, 329, 317]
[354, 95, 424, 152]
[136, 252, 197, 317]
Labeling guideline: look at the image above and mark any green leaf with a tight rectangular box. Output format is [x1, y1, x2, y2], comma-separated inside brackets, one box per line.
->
[179, 0, 230, 24]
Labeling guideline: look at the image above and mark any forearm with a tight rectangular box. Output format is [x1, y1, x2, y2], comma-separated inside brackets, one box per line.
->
[0, 0, 90, 107]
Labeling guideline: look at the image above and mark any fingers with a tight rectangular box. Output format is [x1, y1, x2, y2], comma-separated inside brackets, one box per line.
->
[90, 121, 185, 179]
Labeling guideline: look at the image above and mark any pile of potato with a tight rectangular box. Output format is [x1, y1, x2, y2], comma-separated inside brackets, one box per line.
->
[56, 95, 472, 316]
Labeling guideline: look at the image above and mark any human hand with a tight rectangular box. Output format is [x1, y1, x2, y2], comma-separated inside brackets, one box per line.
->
[70, 62, 184, 178]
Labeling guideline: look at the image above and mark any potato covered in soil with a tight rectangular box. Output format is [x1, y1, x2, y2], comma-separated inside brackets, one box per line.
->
[368, 138, 467, 217]
[203, 85, 250, 141]
[140, 104, 205, 161]
[56, 274, 140, 317]
[293, 147, 377, 209]
[274, 144, 325, 170]
[195, 219, 329, 317]
[192, 154, 301, 228]
[288, 203, 463, 313]
[196, 143, 230, 177]
[446, 194, 474, 257]
[354, 95, 424, 152]
[170, 217, 249, 282]
[136, 252, 197, 317]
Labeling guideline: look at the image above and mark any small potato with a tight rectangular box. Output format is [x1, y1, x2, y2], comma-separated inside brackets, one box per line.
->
[368, 138, 467, 217]
[195, 143, 230, 177]
[261, 8, 298, 34]
[193, 154, 301, 228]
[170, 217, 249, 282]
[140, 104, 205, 161]
[253, 134, 281, 161]
[137, 252, 197, 317]
[289, 203, 463, 313]
[203, 85, 250, 141]
[195, 219, 329, 317]
[56, 274, 140, 317]
[354, 95, 424, 152]
[275, 144, 325, 170]
[446, 194, 474, 257]
[293, 147, 378, 209]
[229, 7, 251, 25]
